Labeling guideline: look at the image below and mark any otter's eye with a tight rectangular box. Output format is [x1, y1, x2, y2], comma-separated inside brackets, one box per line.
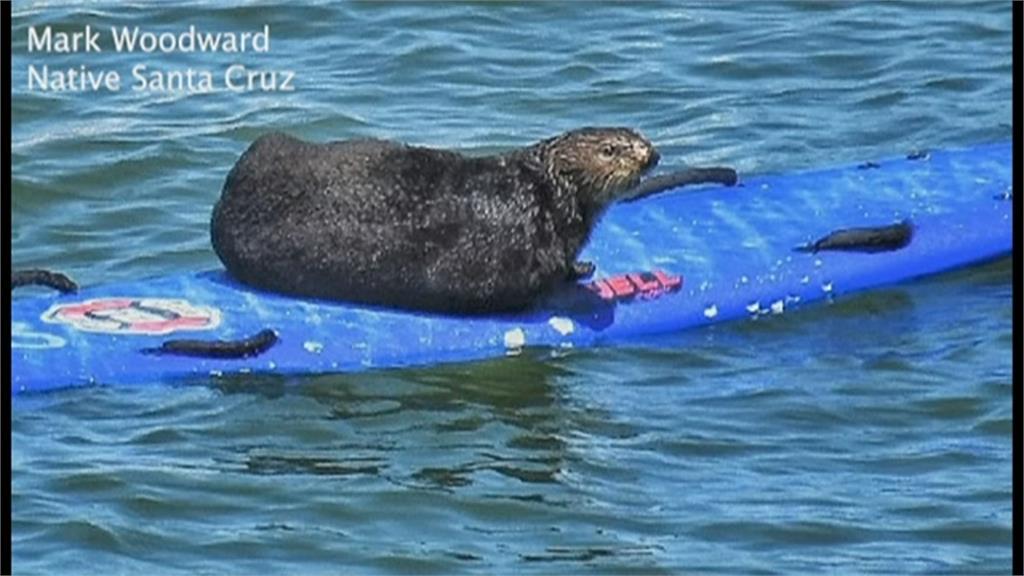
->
[600, 144, 616, 158]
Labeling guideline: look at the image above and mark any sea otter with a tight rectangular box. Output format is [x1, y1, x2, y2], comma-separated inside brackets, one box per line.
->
[210, 127, 660, 314]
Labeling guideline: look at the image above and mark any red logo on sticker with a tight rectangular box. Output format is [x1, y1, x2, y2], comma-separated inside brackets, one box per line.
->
[584, 269, 683, 302]
[42, 298, 222, 335]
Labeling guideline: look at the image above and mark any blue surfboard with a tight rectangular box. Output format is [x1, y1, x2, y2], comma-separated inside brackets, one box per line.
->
[11, 142, 1012, 395]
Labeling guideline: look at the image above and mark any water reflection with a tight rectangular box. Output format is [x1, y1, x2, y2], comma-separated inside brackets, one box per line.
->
[211, 352, 605, 498]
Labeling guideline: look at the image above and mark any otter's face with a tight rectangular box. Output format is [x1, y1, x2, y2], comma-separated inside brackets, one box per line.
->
[542, 127, 660, 207]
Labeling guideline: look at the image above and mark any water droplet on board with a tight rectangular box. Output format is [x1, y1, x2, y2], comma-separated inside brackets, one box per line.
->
[548, 317, 574, 336]
[504, 328, 526, 350]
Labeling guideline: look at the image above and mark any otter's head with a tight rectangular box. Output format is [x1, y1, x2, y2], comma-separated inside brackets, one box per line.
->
[538, 127, 659, 208]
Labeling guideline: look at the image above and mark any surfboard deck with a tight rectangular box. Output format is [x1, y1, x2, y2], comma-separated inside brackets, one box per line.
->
[11, 142, 1012, 395]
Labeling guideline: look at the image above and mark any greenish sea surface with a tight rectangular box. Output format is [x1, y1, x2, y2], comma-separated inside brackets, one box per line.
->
[11, 2, 1012, 574]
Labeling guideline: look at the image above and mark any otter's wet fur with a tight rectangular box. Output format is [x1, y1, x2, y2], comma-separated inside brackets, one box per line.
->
[210, 127, 659, 313]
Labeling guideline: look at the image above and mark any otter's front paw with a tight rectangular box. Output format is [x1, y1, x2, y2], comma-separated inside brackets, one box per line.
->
[569, 261, 596, 280]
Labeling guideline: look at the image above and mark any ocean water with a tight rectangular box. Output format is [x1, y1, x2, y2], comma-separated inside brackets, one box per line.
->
[9, 2, 1013, 574]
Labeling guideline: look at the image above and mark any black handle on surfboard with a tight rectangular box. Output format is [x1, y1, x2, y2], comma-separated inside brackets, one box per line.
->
[11, 269, 79, 294]
[142, 329, 279, 359]
[624, 167, 738, 203]
[794, 219, 915, 254]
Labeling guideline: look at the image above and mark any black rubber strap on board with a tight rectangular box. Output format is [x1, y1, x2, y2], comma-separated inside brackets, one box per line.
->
[11, 269, 79, 293]
[143, 329, 279, 359]
[625, 166, 738, 202]
[794, 219, 915, 254]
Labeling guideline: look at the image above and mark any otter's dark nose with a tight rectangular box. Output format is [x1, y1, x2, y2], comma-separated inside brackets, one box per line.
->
[646, 150, 660, 169]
